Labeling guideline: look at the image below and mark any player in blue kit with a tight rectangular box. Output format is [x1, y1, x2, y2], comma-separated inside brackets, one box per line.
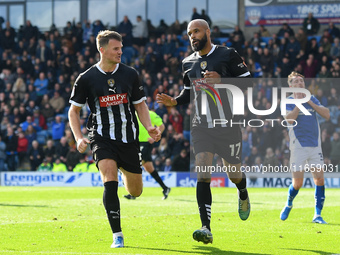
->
[280, 72, 330, 224]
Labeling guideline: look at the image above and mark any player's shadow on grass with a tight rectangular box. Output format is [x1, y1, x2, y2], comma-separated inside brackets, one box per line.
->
[126, 246, 261, 255]
[193, 246, 262, 255]
[0, 203, 48, 207]
[125, 246, 199, 254]
[281, 248, 335, 254]
[177, 199, 246, 204]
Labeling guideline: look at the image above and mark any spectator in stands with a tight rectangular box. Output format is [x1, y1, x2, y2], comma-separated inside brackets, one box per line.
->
[25, 124, 36, 149]
[2, 30, 15, 52]
[263, 147, 279, 168]
[49, 91, 65, 115]
[0, 131, 7, 166]
[168, 20, 182, 35]
[28, 140, 44, 171]
[55, 136, 69, 165]
[17, 130, 28, 166]
[117, 16, 133, 47]
[12, 77, 26, 101]
[246, 146, 260, 166]
[277, 23, 295, 37]
[330, 132, 340, 167]
[259, 47, 273, 78]
[230, 34, 244, 56]
[295, 28, 308, 51]
[330, 37, 340, 60]
[191, 7, 201, 20]
[92, 19, 105, 37]
[73, 154, 88, 172]
[320, 36, 332, 56]
[82, 20, 93, 44]
[52, 158, 67, 172]
[327, 22, 340, 39]
[172, 149, 189, 171]
[162, 158, 172, 172]
[3, 21, 16, 43]
[321, 129, 331, 159]
[301, 56, 318, 78]
[331, 62, 340, 78]
[286, 36, 301, 60]
[201, 10, 211, 27]
[37, 158, 53, 171]
[40, 102, 55, 121]
[242, 133, 251, 162]
[303, 12, 320, 35]
[66, 146, 81, 171]
[157, 137, 170, 161]
[36, 39, 52, 64]
[132, 15, 148, 50]
[155, 19, 169, 36]
[20, 115, 34, 132]
[327, 88, 339, 107]
[32, 109, 47, 131]
[315, 88, 328, 107]
[33, 72, 49, 100]
[231, 25, 245, 44]
[249, 32, 262, 51]
[169, 108, 183, 134]
[51, 115, 65, 141]
[259, 25, 270, 38]
[44, 139, 56, 161]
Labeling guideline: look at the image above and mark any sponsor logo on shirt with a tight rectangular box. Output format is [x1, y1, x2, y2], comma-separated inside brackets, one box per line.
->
[99, 93, 128, 107]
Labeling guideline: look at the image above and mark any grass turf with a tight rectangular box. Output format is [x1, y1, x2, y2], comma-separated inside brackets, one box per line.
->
[0, 187, 339, 255]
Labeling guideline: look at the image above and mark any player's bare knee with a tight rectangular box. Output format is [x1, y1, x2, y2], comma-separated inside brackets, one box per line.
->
[293, 180, 303, 190]
[130, 188, 143, 197]
[314, 178, 324, 186]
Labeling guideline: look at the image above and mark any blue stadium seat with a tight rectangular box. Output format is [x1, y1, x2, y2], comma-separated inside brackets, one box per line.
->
[308, 35, 322, 43]
[261, 37, 272, 45]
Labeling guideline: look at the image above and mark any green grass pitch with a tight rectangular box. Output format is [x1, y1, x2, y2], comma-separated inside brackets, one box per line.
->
[0, 187, 339, 255]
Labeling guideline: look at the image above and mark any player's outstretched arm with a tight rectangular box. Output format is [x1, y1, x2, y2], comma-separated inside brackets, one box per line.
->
[156, 93, 177, 106]
[135, 101, 161, 142]
[284, 107, 300, 124]
[68, 104, 90, 153]
[307, 100, 330, 120]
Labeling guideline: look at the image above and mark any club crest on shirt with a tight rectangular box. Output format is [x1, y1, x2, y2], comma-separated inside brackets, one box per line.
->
[200, 61, 207, 70]
[107, 79, 115, 87]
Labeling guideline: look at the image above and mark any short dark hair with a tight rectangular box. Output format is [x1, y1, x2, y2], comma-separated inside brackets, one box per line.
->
[96, 30, 122, 52]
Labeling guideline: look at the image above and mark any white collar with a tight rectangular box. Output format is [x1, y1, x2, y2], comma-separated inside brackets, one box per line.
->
[95, 63, 119, 74]
[198, 44, 216, 58]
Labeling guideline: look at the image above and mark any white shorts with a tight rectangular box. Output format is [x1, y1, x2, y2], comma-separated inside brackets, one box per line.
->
[290, 146, 324, 172]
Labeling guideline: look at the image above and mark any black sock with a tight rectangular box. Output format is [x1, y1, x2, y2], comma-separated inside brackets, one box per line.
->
[235, 172, 248, 200]
[103, 181, 121, 233]
[151, 170, 167, 190]
[196, 182, 212, 231]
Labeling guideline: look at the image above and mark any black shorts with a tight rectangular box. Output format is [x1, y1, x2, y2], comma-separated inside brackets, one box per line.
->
[90, 135, 142, 174]
[191, 126, 242, 164]
[140, 142, 153, 162]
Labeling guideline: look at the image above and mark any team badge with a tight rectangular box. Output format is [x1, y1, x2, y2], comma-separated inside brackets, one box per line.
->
[107, 79, 115, 87]
[200, 61, 207, 70]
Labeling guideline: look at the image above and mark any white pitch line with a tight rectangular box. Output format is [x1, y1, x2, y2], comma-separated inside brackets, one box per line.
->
[0, 251, 151, 255]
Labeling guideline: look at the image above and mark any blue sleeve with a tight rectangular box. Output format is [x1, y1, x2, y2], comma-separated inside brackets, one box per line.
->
[286, 103, 295, 112]
[310, 95, 321, 106]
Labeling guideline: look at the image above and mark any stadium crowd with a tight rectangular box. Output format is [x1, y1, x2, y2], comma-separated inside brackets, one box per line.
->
[0, 11, 340, 172]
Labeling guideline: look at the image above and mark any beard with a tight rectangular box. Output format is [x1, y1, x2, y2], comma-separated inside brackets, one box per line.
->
[191, 33, 208, 52]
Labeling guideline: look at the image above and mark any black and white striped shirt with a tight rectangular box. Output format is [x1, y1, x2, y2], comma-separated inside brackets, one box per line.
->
[182, 45, 251, 128]
[69, 63, 146, 143]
